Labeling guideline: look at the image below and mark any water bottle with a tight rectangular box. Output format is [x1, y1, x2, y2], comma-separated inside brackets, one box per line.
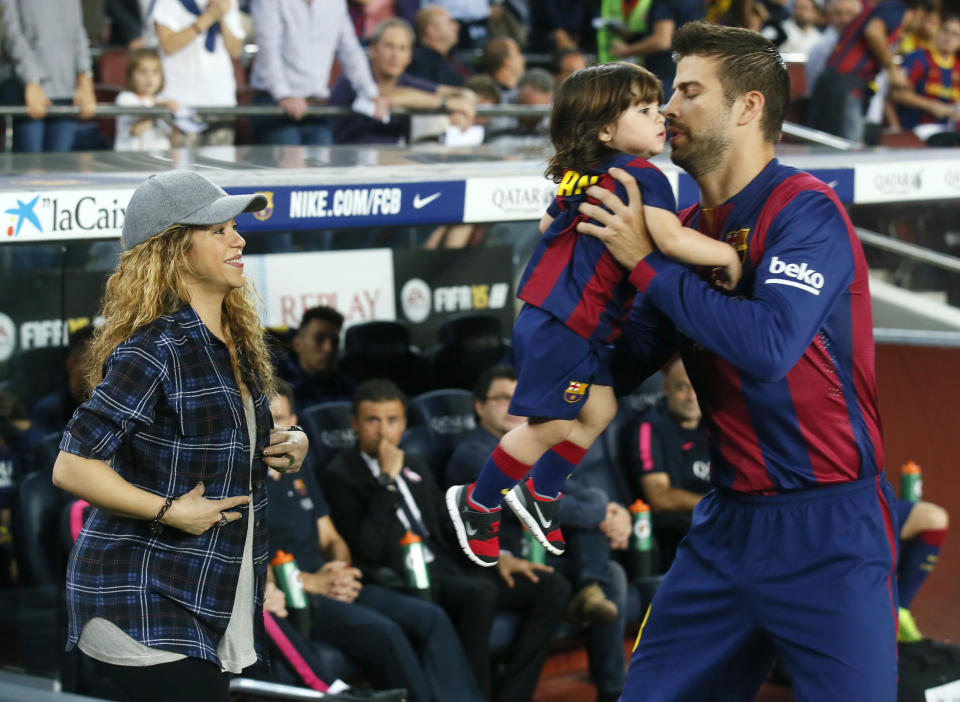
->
[400, 531, 432, 600]
[626, 499, 653, 579]
[271, 550, 311, 637]
[522, 525, 546, 565]
[900, 461, 923, 503]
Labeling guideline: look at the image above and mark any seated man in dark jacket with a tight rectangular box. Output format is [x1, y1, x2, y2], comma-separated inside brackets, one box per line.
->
[266, 380, 483, 702]
[321, 379, 570, 702]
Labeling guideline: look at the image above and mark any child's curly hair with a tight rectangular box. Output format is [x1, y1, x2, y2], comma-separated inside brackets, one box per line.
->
[546, 63, 663, 182]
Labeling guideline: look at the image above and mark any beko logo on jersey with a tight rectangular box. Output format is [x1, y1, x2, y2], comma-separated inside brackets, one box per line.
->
[765, 256, 824, 295]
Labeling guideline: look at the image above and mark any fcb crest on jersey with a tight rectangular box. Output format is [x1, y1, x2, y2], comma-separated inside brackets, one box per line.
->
[563, 381, 589, 403]
[724, 228, 749, 262]
[253, 191, 274, 221]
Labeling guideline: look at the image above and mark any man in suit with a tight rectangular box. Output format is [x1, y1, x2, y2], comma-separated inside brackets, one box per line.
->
[322, 379, 570, 702]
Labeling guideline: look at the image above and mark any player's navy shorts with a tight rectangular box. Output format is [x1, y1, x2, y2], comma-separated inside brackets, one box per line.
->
[622, 475, 899, 702]
[508, 304, 614, 420]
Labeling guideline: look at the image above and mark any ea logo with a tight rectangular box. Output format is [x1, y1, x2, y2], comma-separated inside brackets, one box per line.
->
[401, 278, 432, 323]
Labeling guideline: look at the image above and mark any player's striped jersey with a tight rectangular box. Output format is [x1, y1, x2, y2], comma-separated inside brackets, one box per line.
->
[897, 48, 960, 129]
[624, 159, 883, 493]
[517, 152, 676, 344]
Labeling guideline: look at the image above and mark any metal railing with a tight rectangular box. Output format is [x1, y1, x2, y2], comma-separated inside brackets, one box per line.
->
[857, 227, 960, 275]
[0, 103, 854, 152]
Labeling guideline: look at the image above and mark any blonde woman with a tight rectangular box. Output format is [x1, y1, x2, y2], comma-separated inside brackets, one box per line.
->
[52, 171, 308, 702]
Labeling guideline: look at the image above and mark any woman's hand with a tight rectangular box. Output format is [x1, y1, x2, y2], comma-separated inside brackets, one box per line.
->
[264, 580, 288, 618]
[162, 482, 249, 535]
[263, 428, 309, 474]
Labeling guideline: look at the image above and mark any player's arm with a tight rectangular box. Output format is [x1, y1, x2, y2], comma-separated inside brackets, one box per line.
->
[634, 192, 855, 382]
[863, 15, 908, 88]
[644, 205, 742, 289]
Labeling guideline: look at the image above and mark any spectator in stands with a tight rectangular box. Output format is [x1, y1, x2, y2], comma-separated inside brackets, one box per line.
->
[807, 0, 923, 142]
[321, 379, 570, 702]
[330, 18, 477, 145]
[464, 74, 502, 127]
[249, 0, 386, 146]
[608, 0, 706, 98]
[266, 381, 484, 702]
[436, 0, 492, 49]
[627, 358, 711, 570]
[277, 306, 355, 411]
[890, 12, 960, 145]
[479, 37, 526, 102]
[527, 0, 594, 53]
[151, 0, 245, 146]
[408, 5, 472, 87]
[804, 0, 862, 96]
[899, 0, 940, 54]
[0, 0, 97, 152]
[106, 0, 147, 47]
[550, 48, 588, 86]
[446, 366, 628, 702]
[777, 0, 823, 54]
[486, 68, 553, 146]
[31, 326, 95, 436]
[114, 48, 179, 151]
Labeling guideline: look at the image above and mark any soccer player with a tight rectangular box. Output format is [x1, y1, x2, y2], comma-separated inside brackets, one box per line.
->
[578, 21, 899, 701]
[446, 62, 741, 568]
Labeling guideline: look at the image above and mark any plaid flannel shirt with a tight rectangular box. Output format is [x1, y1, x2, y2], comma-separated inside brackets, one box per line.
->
[59, 305, 272, 666]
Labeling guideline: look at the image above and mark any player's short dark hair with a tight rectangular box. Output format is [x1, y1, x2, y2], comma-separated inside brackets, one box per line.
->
[298, 306, 344, 333]
[472, 365, 518, 402]
[672, 22, 789, 144]
[351, 379, 408, 416]
[547, 62, 663, 182]
[271, 378, 296, 412]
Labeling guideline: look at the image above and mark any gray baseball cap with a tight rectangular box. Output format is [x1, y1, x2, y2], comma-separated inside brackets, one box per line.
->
[121, 170, 268, 250]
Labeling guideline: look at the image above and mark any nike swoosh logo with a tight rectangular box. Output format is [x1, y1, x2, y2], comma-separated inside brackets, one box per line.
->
[827, 180, 838, 189]
[465, 522, 478, 536]
[533, 502, 552, 528]
[413, 192, 441, 209]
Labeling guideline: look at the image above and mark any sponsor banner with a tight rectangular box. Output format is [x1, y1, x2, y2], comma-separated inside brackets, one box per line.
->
[244, 249, 395, 329]
[393, 246, 514, 348]
[854, 160, 960, 203]
[225, 180, 466, 231]
[0, 270, 106, 406]
[0, 189, 133, 241]
[463, 176, 556, 223]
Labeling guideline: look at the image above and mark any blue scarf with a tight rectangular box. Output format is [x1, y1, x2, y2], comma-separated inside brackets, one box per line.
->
[177, 0, 222, 53]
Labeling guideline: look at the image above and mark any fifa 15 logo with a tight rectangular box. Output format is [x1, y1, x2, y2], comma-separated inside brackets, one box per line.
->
[765, 256, 825, 295]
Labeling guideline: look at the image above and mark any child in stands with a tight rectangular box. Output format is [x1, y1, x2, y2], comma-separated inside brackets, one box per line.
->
[114, 48, 179, 151]
[447, 62, 741, 567]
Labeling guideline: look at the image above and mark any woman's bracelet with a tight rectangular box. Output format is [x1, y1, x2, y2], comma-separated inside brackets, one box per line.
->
[150, 495, 179, 535]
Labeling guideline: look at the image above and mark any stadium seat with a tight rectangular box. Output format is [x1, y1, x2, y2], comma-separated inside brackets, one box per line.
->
[299, 401, 355, 477]
[339, 321, 431, 396]
[405, 389, 476, 483]
[429, 313, 511, 391]
[95, 48, 128, 88]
